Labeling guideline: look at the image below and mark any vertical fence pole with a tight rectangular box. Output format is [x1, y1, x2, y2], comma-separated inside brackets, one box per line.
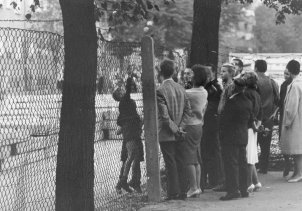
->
[141, 36, 161, 202]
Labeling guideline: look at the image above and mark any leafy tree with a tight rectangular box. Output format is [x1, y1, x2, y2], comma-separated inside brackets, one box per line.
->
[101, 0, 193, 51]
[7, 0, 172, 210]
[254, 5, 302, 53]
[189, 0, 302, 68]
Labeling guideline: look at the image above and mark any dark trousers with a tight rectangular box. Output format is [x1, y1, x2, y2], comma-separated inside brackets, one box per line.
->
[257, 130, 273, 173]
[222, 144, 248, 194]
[160, 141, 187, 197]
[202, 133, 224, 186]
[119, 141, 142, 186]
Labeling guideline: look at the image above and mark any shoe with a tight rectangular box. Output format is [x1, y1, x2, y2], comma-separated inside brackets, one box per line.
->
[164, 195, 179, 201]
[178, 193, 187, 200]
[241, 191, 249, 198]
[219, 192, 241, 201]
[283, 166, 290, 177]
[120, 177, 133, 193]
[197, 188, 203, 194]
[115, 180, 122, 194]
[204, 183, 214, 190]
[254, 182, 262, 191]
[247, 184, 255, 193]
[288, 176, 302, 183]
[128, 181, 142, 193]
[164, 194, 185, 201]
[257, 169, 267, 174]
[212, 184, 226, 192]
[187, 189, 200, 198]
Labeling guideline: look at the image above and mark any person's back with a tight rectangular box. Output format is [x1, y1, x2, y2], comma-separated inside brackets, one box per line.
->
[254, 60, 279, 174]
[220, 92, 253, 146]
[157, 79, 189, 141]
[156, 59, 192, 200]
[183, 87, 208, 126]
[257, 73, 276, 120]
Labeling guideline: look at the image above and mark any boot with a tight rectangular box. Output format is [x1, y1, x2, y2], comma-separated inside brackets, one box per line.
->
[120, 176, 133, 193]
[115, 179, 122, 194]
[128, 180, 142, 193]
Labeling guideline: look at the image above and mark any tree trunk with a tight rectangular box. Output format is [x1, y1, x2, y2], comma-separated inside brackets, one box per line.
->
[55, 0, 97, 211]
[189, 0, 221, 68]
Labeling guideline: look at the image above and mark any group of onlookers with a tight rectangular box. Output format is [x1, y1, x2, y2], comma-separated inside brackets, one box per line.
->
[156, 58, 302, 201]
[113, 56, 302, 201]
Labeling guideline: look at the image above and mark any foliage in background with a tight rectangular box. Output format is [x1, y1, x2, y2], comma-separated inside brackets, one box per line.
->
[254, 5, 302, 53]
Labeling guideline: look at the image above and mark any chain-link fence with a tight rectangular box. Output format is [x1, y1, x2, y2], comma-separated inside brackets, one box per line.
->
[0, 27, 287, 211]
[0, 27, 187, 211]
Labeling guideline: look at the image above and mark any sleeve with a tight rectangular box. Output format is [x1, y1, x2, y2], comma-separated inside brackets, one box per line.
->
[157, 89, 179, 134]
[256, 93, 263, 121]
[179, 91, 193, 128]
[218, 90, 226, 115]
[271, 79, 280, 107]
[283, 84, 299, 127]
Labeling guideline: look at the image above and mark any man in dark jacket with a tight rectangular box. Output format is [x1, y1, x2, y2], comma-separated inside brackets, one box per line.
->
[255, 60, 280, 174]
[202, 64, 224, 189]
[220, 78, 253, 200]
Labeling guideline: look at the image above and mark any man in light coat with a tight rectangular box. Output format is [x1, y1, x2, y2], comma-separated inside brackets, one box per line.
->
[157, 59, 192, 200]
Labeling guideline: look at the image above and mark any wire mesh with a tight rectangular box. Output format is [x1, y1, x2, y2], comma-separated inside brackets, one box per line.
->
[0, 27, 286, 211]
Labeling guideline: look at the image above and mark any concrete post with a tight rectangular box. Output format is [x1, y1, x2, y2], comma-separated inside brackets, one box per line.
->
[141, 36, 161, 202]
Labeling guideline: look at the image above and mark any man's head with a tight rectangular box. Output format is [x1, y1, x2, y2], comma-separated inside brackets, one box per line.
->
[159, 59, 175, 80]
[286, 60, 300, 77]
[205, 63, 217, 81]
[221, 63, 235, 83]
[191, 65, 208, 87]
[233, 78, 246, 93]
[183, 68, 193, 83]
[232, 58, 244, 76]
[254, 60, 267, 73]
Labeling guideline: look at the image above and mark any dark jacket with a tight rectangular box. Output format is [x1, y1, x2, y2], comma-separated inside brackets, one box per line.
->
[220, 92, 253, 146]
[204, 79, 222, 131]
[117, 93, 142, 142]
[256, 73, 280, 127]
[279, 78, 293, 136]
[280, 78, 293, 118]
[244, 87, 263, 127]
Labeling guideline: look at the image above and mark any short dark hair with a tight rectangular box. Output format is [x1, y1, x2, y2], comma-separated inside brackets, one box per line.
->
[191, 64, 208, 87]
[159, 59, 175, 79]
[233, 58, 243, 68]
[287, 60, 300, 76]
[255, 60, 267, 73]
[205, 63, 217, 73]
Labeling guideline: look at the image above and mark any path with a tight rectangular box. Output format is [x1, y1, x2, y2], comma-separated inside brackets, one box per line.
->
[140, 172, 302, 211]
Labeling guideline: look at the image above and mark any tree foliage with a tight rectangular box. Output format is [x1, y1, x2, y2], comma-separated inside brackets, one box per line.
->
[254, 5, 302, 52]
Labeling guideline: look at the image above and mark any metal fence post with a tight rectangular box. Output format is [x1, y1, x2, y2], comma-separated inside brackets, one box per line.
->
[141, 36, 161, 202]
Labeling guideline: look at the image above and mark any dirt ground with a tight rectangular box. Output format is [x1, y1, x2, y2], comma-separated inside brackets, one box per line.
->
[139, 171, 302, 211]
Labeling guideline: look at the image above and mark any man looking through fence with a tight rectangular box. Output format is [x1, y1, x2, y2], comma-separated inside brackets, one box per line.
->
[157, 59, 192, 200]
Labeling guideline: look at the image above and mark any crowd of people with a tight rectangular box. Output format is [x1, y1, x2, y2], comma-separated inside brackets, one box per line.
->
[113, 57, 302, 201]
[156, 58, 302, 201]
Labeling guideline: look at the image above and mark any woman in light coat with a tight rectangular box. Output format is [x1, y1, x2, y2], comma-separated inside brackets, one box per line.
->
[280, 60, 302, 183]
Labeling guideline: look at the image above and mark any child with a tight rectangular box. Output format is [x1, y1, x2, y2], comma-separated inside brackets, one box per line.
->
[114, 77, 144, 193]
